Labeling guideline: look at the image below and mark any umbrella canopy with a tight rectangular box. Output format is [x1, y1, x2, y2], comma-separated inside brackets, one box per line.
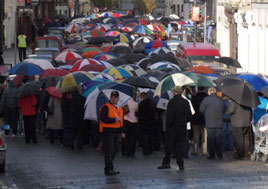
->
[132, 36, 153, 49]
[115, 33, 132, 44]
[60, 71, 95, 92]
[145, 40, 169, 49]
[149, 61, 181, 71]
[261, 86, 268, 98]
[110, 46, 132, 55]
[132, 25, 153, 35]
[46, 86, 62, 99]
[93, 53, 117, 61]
[79, 64, 106, 72]
[40, 68, 69, 78]
[154, 73, 195, 97]
[183, 72, 215, 87]
[88, 29, 105, 37]
[216, 57, 242, 68]
[24, 59, 54, 70]
[86, 36, 116, 44]
[105, 30, 121, 37]
[187, 65, 215, 74]
[81, 49, 103, 58]
[82, 78, 108, 97]
[89, 72, 115, 81]
[120, 53, 146, 64]
[17, 81, 41, 97]
[54, 52, 82, 63]
[215, 76, 260, 108]
[119, 64, 147, 76]
[148, 47, 175, 57]
[123, 76, 156, 89]
[9, 62, 43, 76]
[237, 74, 268, 92]
[103, 67, 133, 80]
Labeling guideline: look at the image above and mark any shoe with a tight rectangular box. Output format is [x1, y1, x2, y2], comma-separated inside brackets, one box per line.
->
[179, 165, 184, 171]
[207, 156, 215, 160]
[157, 164, 170, 169]
[105, 170, 117, 176]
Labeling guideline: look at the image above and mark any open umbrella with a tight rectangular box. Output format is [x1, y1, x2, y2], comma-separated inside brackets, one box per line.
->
[215, 76, 260, 108]
[120, 53, 146, 64]
[216, 57, 242, 68]
[82, 78, 109, 98]
[103, 67, 133, 80]
[17, 81, 41, 97]
[261, 86, 268, 98]
[132, 25, 153, 35]
[148, 47, 175, 57]
[24, 59, 54, 70]
[60, 71, 95, 92]
[54, 52, 82, 63]
[79, 64, 106, 72]
[132, 36, 152, 49]
[9, 62, 43, 76]
[119, 64, 146, 76]
[93, 53, 117, 61]
[89, 72, 115, 81]
[115, 33, 132, 44]
[123, 76, 156, 89]
[145, 40, 169, 49]
[110, 46, 132, 55]
[46, 86, 62, 99]
[40, 68, 69, 78]
[237, 74, 268, 92]
[81, 49, 103, 58]
[187, 65, 215, 74]
[149, 61, 181, 71]
[154, 73, 195, 97]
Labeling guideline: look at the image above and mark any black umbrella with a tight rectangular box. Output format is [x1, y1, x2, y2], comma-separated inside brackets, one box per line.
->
[123, 76, 156, 89]
[177, 58, 193, 70]
[17, 81, 42, 98]
[261, 86, 268, 98]
[150, 54, 179, 65]
[106, 58, 128, 66]
[87, 36, 116, 44]
[216, 57, 242, 68]
[120, 53, 146, 64]
[110, 46, 132, 55]
[123, 18, 140, 25]
[215, 76, 260, 108]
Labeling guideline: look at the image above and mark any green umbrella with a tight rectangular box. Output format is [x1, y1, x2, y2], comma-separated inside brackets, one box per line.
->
[183, 72, 215, 87]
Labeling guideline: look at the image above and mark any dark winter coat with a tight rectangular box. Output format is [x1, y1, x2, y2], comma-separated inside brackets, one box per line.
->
[191, 91, 207, 125]
[226, 100, 252, 128]
[199, 93, 225, 128]
[71, 93, 86, 128]
[61, 94, 73, 129]
[166, 94, 192, 133]
[1, 81, 19, 109]
[138, 98, 156, 131]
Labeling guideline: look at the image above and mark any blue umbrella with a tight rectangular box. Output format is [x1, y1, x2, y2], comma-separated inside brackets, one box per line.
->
[9, 62, 43, 76]
[82, 78, 111, 97]
[237, 74, 268, 91]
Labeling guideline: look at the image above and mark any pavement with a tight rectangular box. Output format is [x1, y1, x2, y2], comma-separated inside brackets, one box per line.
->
[2, 47, 32, 68]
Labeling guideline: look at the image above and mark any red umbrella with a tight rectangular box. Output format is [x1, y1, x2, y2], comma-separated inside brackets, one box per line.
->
[40, 68, 69, 79]
[66, 57, 83, 65]
[13, 75, 35, 88]
[46, 86, 62, 99]
[139, 19, 149, 25]
[80, 64, 106, 72]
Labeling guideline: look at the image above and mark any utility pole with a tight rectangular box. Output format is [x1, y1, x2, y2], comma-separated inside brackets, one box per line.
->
[0, 0, 5, 56]
[194, 0, 197, 45]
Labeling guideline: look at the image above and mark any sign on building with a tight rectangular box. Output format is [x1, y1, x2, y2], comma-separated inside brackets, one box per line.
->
[191, 6, 200, 21]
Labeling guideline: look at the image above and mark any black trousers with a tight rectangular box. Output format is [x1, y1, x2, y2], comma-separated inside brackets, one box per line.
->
[103, 130, 119, 172]
[23, 115, 37, 143]
[141, 129, 154, 155]
[207, 128, 222, 158]
[232, 127, 249, 158]
[4, 107, 19, 135]
[162, 128, 186, 167]
[122, 120, 138, 156]
[18, 48, 26, 62]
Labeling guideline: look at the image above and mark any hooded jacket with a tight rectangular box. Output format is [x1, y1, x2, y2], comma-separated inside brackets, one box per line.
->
[1, 81, 19, 109]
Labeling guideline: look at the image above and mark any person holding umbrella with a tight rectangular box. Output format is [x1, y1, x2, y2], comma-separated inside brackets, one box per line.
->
[157, 86, 192, 171]
[226, 100, 253, 160]
[99, 91, 126, 176]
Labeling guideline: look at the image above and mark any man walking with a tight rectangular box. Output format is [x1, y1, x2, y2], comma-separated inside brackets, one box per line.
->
[99, 91, 125, 176]
[158, 86, 192, 171]
[17, 31, 27, 62]
[200, 87, 225, 160]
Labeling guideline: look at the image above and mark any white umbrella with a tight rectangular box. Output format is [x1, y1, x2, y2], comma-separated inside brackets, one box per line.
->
[24, 59, 54, 70]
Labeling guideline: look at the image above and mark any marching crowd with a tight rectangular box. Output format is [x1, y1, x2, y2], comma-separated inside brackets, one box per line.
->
[0, 75, 258, 175]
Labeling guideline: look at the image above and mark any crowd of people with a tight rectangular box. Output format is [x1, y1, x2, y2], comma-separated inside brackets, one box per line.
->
[0, 75, 259, 175]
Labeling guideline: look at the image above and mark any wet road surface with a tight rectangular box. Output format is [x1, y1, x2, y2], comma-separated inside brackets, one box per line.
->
[1, 134, 268, 189]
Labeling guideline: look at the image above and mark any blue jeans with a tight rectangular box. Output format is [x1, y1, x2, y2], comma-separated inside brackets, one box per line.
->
[222, 121, 234, 151]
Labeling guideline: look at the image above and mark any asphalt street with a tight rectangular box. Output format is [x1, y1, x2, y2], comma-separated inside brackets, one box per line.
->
[0, 133, 268, 189]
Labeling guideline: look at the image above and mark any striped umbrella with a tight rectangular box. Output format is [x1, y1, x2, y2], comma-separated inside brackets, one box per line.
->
[103, 67, 133, 80]
[24, 59, 54, 70]
[133, 25, 153, 35]
[105, 30, 121, 37]
[81, 47, 103, 54]
[115, 33, 132, 44]
[60, 71, 96, 92]
[93, 53, 117, 61]
[40, 68, 69, 79]
[148, 47, 175, 56]
[88, 29, 105, 37]
[9, 62, 43, 76]
[54, 51, 82, 63]
[145, 40, 169, 49]
[89, 71, 115, 81]
[81, 50, 103, 58]
[149, 61, 181, 71]
[132, 36, 153, 49]
[119, 64, 146, 76]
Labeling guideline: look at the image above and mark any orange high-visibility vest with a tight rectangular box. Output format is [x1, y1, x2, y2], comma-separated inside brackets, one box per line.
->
[99, 103, 123, 133]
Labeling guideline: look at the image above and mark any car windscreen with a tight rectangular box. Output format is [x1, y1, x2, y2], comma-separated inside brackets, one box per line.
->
[36, 40, 60, 49]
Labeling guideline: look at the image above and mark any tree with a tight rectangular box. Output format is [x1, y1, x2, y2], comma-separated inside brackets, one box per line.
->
[136, 0, 157, 14]
[90, 0, 119, 10]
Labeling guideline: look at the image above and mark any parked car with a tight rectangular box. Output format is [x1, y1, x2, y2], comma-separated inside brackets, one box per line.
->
[176, 42, 232, 74]
[34, 48, 59, 59]
[28, 55, 53, 63]
[32, 36, 63, 54]
[48, 27, 67, 41]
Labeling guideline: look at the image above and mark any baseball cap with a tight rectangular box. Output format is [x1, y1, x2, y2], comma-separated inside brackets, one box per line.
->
[110, 91, 119, 97]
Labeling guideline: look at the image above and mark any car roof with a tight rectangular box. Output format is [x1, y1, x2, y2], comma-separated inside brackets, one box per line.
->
[34, 48, 59, 51]
[178, 42, 221, 57]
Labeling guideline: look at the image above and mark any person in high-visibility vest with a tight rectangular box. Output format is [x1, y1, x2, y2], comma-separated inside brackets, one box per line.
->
[99, 91, 125, 176]
[17, 32, 27, 62]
